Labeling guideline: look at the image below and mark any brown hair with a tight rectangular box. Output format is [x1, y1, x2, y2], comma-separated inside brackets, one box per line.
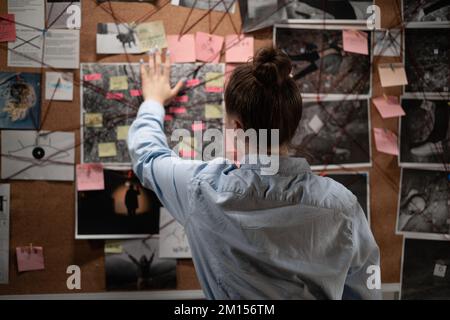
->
[225, 47, 303, 146]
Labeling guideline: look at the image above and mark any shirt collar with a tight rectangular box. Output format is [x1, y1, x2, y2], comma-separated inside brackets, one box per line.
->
[238, 154, 311, 175]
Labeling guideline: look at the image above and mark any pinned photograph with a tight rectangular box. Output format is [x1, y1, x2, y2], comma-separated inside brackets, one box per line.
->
[76, 169, 161, 239]
[97, 23, 142, 54]
[1, 131, 75, 181]
[105, 237, 177, 291]
[275, 25, 371, 98]
[401, 238, 450, 300]
[0, 72, 41, 129]
[240, 0, 374, 32]
[397, 168, 449, 239]
[399, 98, 449, 168]
[159, 208, 191, 259]
[289, 99, 371, 169]
[403, 0, 449, 25]
[46, 0, 81, 29]
[404, 28, 449, 95]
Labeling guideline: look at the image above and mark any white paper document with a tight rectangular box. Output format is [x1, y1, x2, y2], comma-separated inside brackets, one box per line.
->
[44, 29, 80, 69]
[45, 72, 74, 100]
[159, 208, 191, 259]
[1, 130, 75, 181]
[0, 184, 10, 284]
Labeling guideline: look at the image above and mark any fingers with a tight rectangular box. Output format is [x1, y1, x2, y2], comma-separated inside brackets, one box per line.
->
[140, 59, 148, 83]
[148, 50, 155, 77]
[163, 50, 171, 78]
[170, 80, 184, 98]
[154, 49, 162, 76]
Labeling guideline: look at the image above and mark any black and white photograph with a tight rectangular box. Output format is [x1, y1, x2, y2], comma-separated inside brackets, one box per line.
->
[404, 28, 449, 95]
[96, 23, 142, 54]
[240, 0, 374, 32]
[275, 25, 371, 98]
[399, 98, 450, 168]
[81, 63, 224, 165]
[105, 237, 177, 291]
[76, 169, 161, 239]
[289, 99, 371, 169]
[401, 238, 450, 300]
[403, 0, 450, 25]
[324, 172, 370, 222]
[397, 169, 449, 239]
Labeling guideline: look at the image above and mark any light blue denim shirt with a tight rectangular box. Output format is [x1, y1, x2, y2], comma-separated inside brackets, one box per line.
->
[128, 100, 382, 300]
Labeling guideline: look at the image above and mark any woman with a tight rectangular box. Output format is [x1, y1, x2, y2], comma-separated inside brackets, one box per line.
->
[128, 47, 380, 299]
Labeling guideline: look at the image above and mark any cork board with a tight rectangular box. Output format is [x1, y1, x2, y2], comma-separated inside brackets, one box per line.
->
[0, 0, 403, 295]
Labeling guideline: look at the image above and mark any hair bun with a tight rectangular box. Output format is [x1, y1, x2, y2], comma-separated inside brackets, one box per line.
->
[252, 47, 292, 87]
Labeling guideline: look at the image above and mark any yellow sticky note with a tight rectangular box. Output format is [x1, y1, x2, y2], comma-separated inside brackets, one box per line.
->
[109, 76, 129, 91]
[98, 142, 117, 158]
[205, 104, 223, 119]
[117, 125, 130, 141]
[84, 113, 103, 128]
[105, 241, 123, 254]
[205, 72, 224, 88]
[136, 21, 168, 52]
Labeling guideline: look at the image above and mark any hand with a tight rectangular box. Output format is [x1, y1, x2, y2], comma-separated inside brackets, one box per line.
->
[140, 49, 184, 105]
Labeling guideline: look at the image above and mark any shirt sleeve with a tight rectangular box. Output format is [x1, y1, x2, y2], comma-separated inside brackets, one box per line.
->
[342, 202, 382, 300]
[127, 99, 207, 226]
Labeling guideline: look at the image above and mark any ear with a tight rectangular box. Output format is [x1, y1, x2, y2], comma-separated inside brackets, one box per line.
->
[232, 118, 244, 130]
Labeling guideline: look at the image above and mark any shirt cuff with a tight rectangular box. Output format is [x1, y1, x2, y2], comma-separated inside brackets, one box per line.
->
[137, 99, 165, 119]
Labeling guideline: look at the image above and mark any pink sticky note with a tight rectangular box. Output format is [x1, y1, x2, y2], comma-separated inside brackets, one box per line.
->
[107, 92, 124, 100]
[174, 95, 189, 103]
[372, 96, 405, 118]
[169, 107, 187, 114]
[16, 246, 45, 272]
[205, 87, 223, 93]
[195, 32, 224, 63]
[164, 114, 174, 121]
[167, 34, 196, 63]
[343, 30, 368, 55]
[76, 164, 105, 191]
[186, 79, 201, 87]
[192, 122, 205, 131]
[225, 64, 237, 83]
[225, 35, 254, 63]
[130, 89, 142, 97]
[179, 149, 198, 159]
[0, 14, 16, 42]
[373, 128, 399, 156]
[84, 73, 102, 81]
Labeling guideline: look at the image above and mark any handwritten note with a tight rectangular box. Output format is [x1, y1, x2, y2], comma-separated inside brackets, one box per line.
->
[378, 63, 408, 87]
[76, 164, 105, 191]
[195, 32, 224, 63]
[205, 72, 224, 89]
[225, 35, 254, 63]
[343, 30, 368, 55]
[105, 241, 123, 254]
[109, 76, 128, 91]
[373, 128, 399, 156]
[136, 21, 168, 52]
[117, 125, 130, 141]
[84, 73, 102, 81]
[16, 246, 45, 272]
[106, 92, 124, 100]
[98, 142, 117, 158]
[0, 14, 16, 42]
[372, 96, 405, 118]
[84, 113, 103, 128]
[167, 34, 196, 63]
[205, 104, 223, 119]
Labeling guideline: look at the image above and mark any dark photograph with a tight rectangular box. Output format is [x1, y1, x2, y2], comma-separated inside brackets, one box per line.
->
[397, 168, 449, 237]
[289, 99, 371, 169]
[325, 172, 370, 221]
[240, 0, 374, 32]
[275, 26, 371, 97]
[401, 238, 450, 300]
[76, 169, 161, 239]
[105, 238, 177, 291]
[403, 0, 449, 24]
[399, 98, 450, 168]
[404, 28, 449, 94]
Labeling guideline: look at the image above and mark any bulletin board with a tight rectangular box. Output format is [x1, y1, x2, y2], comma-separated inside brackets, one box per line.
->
[0, 0, 405, 295]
